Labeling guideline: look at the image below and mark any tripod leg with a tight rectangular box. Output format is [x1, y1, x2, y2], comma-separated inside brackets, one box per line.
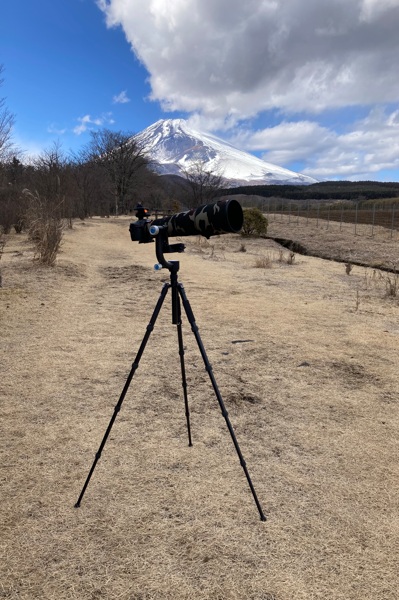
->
[75, 283, 170, 508]
[178, 283, 266, 521]
[176, 295, 193, 447]
[170, 269, 193, 446]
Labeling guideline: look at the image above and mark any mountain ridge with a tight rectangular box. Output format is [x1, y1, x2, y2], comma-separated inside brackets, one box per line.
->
[134, 119, 317, 187]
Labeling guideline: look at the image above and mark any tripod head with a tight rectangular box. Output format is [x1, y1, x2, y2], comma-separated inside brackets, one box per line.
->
[149, 224, 184, 272]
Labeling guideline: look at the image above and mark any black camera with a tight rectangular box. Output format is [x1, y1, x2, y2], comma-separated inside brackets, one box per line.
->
[129, 199, 243, 244]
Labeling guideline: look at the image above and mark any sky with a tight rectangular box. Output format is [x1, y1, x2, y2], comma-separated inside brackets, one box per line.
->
[1, 0, 399, 182]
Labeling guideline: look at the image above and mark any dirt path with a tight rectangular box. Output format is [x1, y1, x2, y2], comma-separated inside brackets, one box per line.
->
[1, 218, 398, 600]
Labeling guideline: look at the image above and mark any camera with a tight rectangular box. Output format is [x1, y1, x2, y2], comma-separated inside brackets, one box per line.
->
[130, 199, 243, 244]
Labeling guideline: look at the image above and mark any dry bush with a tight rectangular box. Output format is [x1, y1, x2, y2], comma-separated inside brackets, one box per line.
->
[254, 253, 273, 268]
[23, 189, 64, 265]
[194, 235, 211, 253]
[383, 270, 398, 297]
[278, 248, 296, 265]
[362, 267, 398, 299]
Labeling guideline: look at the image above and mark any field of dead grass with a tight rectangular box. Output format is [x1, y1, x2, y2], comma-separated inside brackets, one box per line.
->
[267, 213, 399, 269]
[1, 216, 398, 599]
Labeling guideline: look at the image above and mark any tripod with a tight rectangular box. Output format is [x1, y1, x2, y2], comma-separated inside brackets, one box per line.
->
[75, 228, 266, 521]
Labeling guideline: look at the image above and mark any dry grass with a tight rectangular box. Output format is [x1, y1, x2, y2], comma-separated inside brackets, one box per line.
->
[267, 213, 399, 269]
[1, 217, 398, 600]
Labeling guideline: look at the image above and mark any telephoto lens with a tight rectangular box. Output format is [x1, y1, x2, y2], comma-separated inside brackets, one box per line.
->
[151, 198, 243, 239]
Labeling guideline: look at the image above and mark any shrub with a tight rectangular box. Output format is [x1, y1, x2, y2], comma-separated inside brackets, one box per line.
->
[384, 271, 398, 297]
[24, 189, 64, 265]
[241, 207, 268, 237]
[254, 254, 273, 268]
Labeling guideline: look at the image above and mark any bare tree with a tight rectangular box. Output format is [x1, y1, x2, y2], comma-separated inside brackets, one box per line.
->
[30, 140, 78, 225]
[69, 150, 106, 218]
[32, 141, 67, 196]
[0, 65, 16, 162]
[183, 160, 225, 206]
[84, 129, 149, 215]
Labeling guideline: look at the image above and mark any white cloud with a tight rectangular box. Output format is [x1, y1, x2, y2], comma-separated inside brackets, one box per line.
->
[97, 0, 399, 121]
[47, 124, 67, 135]
[97, 0, 399, 179]
[112, 90, 130, 104]
[305, 109, 399, 179]
[230, 107, 399, 180]
[360, 0, 399, 22]
[73, 113, 115, 135]
[229, 121, 335, 164]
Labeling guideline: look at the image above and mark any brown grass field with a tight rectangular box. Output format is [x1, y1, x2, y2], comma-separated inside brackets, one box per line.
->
[1, 215, 398, 599]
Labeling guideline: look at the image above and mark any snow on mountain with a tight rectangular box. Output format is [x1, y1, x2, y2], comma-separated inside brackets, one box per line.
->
[135, 119, 317, 187]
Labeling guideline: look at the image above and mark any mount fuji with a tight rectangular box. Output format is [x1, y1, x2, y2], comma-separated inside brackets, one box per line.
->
[134, 119, 317, 187]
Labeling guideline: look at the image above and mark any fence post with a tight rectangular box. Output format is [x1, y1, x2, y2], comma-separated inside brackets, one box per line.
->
[391, 204, 396, 239]
[355, 203, 358, 235]
[371, 203, 375, 237]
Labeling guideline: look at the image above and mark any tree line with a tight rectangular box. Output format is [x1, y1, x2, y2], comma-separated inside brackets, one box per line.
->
[0, 65, 228, 237]
[0, 130, 184, 234]
[222, 180, 399, 202]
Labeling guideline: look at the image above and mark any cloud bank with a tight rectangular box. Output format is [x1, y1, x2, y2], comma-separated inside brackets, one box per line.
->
[98, 0, 399, 118]
[231, 108, 399, 179]
[97, 0, 399, 179]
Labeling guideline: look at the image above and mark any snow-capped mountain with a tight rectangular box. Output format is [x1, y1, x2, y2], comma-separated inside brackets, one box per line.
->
[135, 119, 316, 187]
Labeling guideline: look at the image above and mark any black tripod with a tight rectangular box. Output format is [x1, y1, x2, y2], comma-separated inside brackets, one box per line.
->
[75, 228, 266, 521]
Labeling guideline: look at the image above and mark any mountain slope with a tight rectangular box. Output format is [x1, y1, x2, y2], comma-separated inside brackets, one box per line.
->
[135, 119, 317, 186]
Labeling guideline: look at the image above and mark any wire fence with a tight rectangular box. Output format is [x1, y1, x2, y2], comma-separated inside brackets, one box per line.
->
[240, 197, 399, 239]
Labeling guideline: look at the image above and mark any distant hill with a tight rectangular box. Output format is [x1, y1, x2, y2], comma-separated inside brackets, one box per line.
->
[221, 181, 399, 201]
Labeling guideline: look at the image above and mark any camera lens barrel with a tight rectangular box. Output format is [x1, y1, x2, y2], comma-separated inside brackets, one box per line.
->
[151, 199, 243, 239]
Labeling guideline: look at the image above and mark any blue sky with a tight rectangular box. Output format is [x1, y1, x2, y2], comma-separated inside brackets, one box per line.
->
[2, 0, 399, 182]
[1, 0, 163, 153]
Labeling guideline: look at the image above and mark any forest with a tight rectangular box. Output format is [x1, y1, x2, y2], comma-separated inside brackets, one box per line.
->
[222, 180, 399, 202]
